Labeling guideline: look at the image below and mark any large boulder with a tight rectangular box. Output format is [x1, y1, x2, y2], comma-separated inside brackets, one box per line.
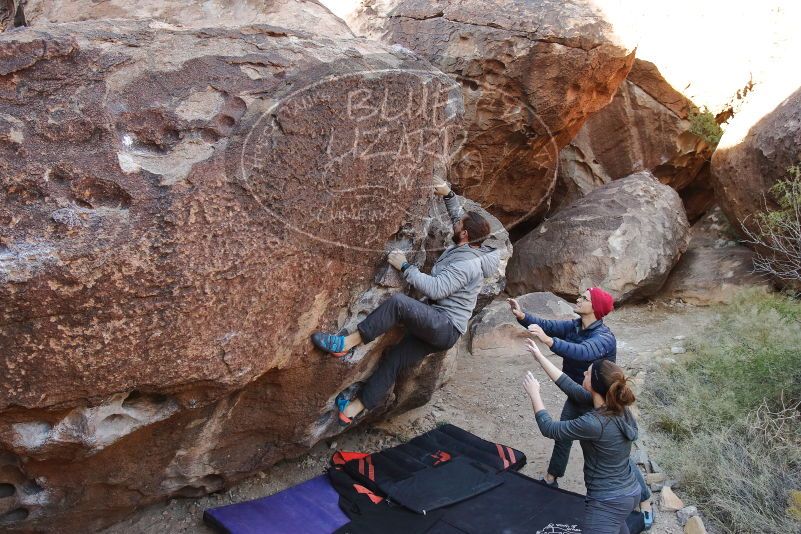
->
[506, 172, 691, 302]
[712, 84, 801, 237]
[345, 0, 635, 227]
[16, 0, 354, 38]
[0, 19, 473, 531]
[553, 60, 716, 221]
[659, 207, 771, 304]
[470, 292, 576, 359]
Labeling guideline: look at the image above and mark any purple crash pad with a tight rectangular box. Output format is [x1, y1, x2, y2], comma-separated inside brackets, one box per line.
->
[203, 474, 349, 534]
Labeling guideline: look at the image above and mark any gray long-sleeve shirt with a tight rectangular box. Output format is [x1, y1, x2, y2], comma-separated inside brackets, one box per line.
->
[535, 374, 641, 499]
[402, 195, 499, 334]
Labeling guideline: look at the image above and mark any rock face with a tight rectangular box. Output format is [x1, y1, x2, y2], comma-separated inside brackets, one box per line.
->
[343, 0, 397, 39]
[0, 0, 18, 31]
[18, 0, 354, 38]
[347, 0, 635, 227]
[553, 59, 715, 221]
[712, 84, 801, 237]
[470, 292, 576, 360]
[506, 172, 691, 302]
[0, 19, 477, 531]
[659, 207, 771, 304]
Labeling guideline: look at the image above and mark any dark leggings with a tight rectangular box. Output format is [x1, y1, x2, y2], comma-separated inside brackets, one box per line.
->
[584, 493, 640, 534]
[357, 294, 459, 409]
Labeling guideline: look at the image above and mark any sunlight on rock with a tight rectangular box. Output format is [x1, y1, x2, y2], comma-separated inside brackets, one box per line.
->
[594, 0, 801, 114]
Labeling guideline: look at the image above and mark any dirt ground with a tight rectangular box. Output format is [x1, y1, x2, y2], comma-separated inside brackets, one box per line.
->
[103, 299, 719, 534]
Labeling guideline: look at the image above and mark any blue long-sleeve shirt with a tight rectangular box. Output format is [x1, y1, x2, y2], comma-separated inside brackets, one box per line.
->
[518, 313, 616, 383]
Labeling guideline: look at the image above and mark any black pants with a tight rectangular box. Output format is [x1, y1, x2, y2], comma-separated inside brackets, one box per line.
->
[358, 294, 460, 410]
[547, 397, 592, 478]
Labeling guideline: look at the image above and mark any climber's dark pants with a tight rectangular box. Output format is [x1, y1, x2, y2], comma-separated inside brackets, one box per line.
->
[357, 294, 460, 410]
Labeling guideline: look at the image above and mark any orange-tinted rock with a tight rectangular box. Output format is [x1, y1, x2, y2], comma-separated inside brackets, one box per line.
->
[348, 0, 635, 228]
[0, 19, 475, 531]
[553, 60, 715, 221]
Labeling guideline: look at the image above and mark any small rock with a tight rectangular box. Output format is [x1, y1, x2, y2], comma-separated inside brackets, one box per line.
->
[660, 486, 685, 511]
[329, 441, 337, 450]
[677, 505, 698, 526]
[631, 447, 649, 466]
[650, 482, 665, 492]
[646, 472, 666, 485]
[671, 346, 686, 354]
[684, 515, 707, 534]
[649, 459, 663, 473]
[673, 335, 686, 340]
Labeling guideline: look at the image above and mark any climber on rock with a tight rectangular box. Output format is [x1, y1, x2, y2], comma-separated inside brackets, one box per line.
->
[311, 179, 500, 427]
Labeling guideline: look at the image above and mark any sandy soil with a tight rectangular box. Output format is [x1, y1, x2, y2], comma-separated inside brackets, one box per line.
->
[103, 299, 719, 534]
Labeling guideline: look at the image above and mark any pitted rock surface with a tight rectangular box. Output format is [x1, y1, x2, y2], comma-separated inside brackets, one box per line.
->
[0, 19, 486, 532]
[507, 172, 691, 302]
[18, 0, 354, 38]
[347, 0, 635, 227]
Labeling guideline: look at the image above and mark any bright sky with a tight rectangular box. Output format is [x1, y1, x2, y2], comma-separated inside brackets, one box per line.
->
[594, 0, 801, 114]
[321, 0, 801, 127]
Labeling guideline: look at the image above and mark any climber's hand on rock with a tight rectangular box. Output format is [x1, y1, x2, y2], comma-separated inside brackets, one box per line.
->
[388, 250, 407, 270]
[434, 180, 451, 197]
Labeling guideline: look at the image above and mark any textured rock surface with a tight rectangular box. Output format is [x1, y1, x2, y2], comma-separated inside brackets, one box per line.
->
[507, 172, 691, 302]
[470, 292, 576, 360]
[342, 0, 397, 39]
[659, 207, 771, 304]
[660, 486, 685, 512]
[19, 0, 354, 38]
[347, 0, 635, 227]
[553, 59, 715, 221]
[0, 19, 477, 531]
[0, 0, 18, 31]
[712, 84, 801, 236]
[684, 515, 708, 534]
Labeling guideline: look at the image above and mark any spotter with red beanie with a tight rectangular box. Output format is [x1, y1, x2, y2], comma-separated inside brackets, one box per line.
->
[507, 288, 617, 486]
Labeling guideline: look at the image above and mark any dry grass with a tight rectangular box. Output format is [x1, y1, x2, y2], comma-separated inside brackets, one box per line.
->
[642, 291, 801, 533]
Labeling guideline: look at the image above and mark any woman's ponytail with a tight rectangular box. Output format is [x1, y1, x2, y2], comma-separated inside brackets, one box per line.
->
[594, 360, 635, 415]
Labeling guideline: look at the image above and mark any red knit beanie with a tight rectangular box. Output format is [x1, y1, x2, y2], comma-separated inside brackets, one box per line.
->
[588, 287, 614, 320]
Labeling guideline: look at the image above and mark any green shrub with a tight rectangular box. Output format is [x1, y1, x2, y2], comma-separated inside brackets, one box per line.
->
[642, 291, 801, 533]
[743, 165, 801, 283]
[688, 107, 724, 148]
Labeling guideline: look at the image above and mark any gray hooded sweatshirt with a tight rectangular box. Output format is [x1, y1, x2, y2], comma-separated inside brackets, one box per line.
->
[402, 195, 499, 334]
[535, 374, 641, 500]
